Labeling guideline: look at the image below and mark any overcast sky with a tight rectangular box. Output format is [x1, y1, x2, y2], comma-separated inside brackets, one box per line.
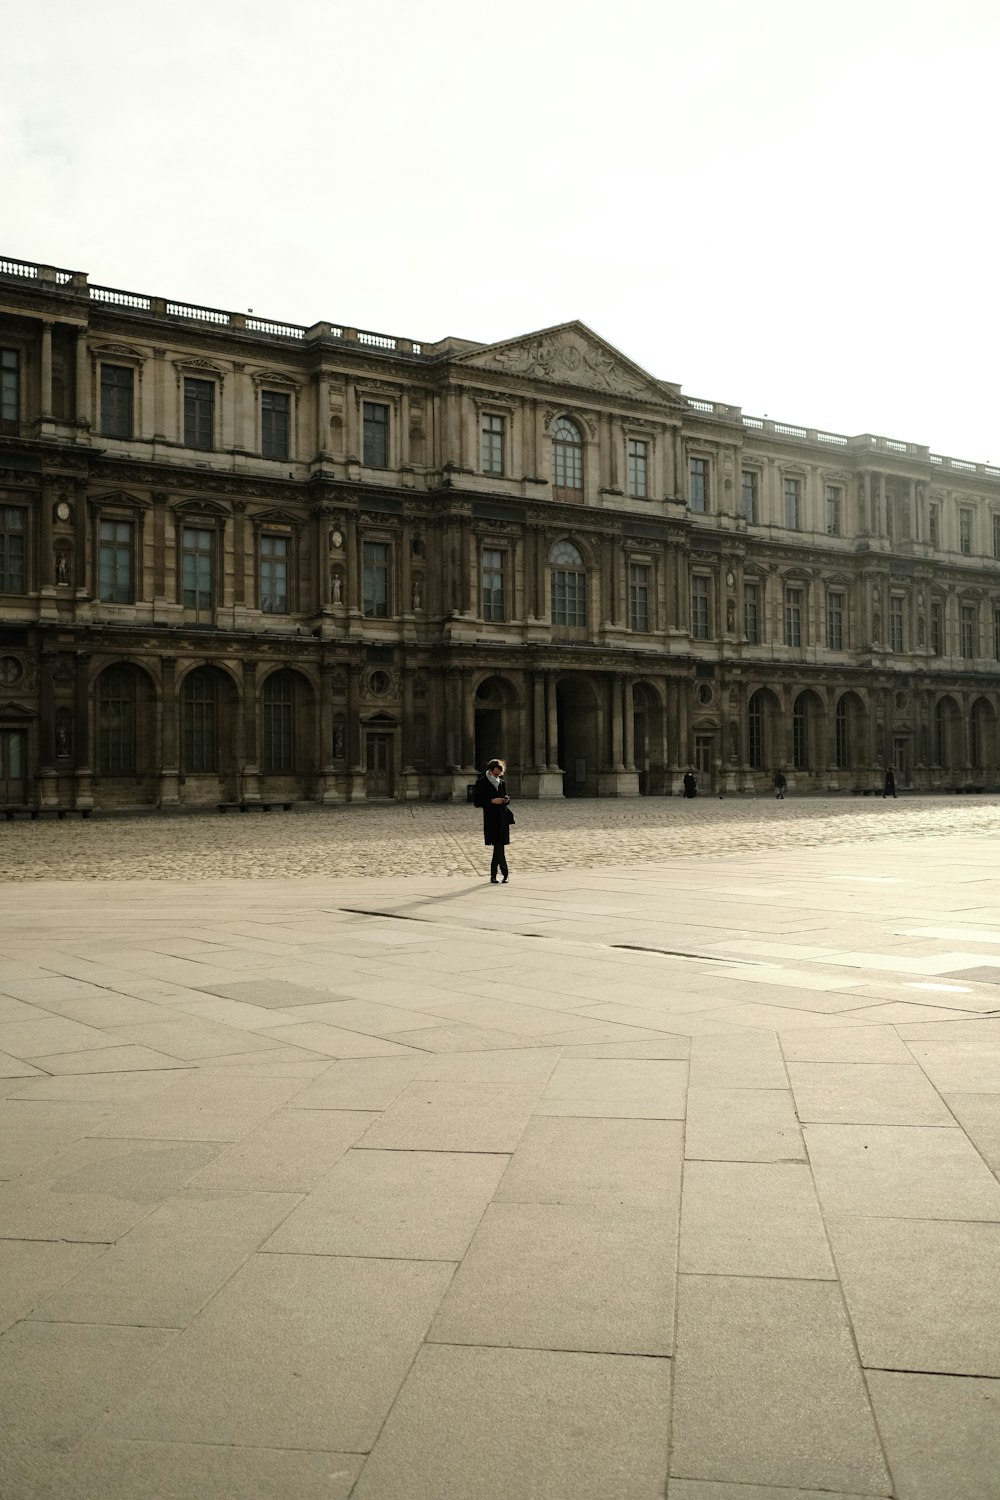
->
[4, 0, 998, 461]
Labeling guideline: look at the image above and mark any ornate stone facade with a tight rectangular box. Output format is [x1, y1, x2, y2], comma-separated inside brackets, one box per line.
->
[1, 255, 999, 811]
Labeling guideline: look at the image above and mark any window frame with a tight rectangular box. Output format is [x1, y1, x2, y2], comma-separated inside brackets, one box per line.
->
[259, 531, 291, 615]
[928, 503, 940, 548]
[959, 508, 973, 555]
[0, 505, 27, 594]
[362, 400, 391, 468]
[481, 411, 505, 477]
[98, 517, 135, 604]
[689, 456, 709, 513]
[783, 476, 802, 531]
[889, 594, 905, 653]
[99, 363, 135, 440]
[183, 376, 216, 451]
[549, 539, 587, 627]
[744, 580, 760, 644]
[261, 388, 291, 462]
[628, 559, 651, 633]
[181, 667, 219, 774]
[96, 665, 136, 775]
[740, 469, 758, 523]
[960, 602, 976, 660]
[481, 545, 507, 622]
[362, 538, 392, 618]
[784, 585, 803, 647]
[626, 437, 649, 499]
[552, 416, 584, 498]
[826, 589, 845, 651]
[691, 573, 711, 640]
[261, 670, 295, 774]
[930, 599, 943, 656]
[180, 525, 216, 614]
[0, 347, 19, 433]
[825, 483, 842, 536]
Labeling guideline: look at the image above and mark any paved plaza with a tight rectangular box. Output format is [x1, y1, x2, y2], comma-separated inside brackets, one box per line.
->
[3, 799, 1000, 1498]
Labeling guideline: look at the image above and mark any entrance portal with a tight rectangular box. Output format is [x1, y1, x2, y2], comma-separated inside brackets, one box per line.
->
[365, 733, 394, 798]
[0, 730, 26, 806]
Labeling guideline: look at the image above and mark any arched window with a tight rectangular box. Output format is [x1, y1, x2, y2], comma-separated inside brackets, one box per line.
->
[747, 691, 764, 769]
[97, 666, 136, 773]
[550, 540, 587, 626]
[552, 417, 583, 496]
[262, 671, 295, 774]
[183, 668, 218, 773]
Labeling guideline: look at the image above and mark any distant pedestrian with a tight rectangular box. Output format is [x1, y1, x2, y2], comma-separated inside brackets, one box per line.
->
[883, 767, 897, 799]
[473, 757, 513, 884]
[682, 769, 697, 798]
[773, 769, 787, 800]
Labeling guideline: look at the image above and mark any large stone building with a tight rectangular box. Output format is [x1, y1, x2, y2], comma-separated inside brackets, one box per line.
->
[1, 253, 998, 812]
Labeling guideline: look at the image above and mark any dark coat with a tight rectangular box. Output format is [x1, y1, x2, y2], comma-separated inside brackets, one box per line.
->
[473, 774, 511, 846]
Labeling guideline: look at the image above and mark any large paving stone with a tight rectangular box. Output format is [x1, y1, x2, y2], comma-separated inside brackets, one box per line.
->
[92, 1074, 307, 1141]
[679, 1161, 834, 1278]
[668, 1484, 888, 1499]
[15, 1442, 363, 1500]
[185, 1107, 375, 1191]
[787, 1061, 954, 1125]
[358, 1080, 539, 1152]
[804, 1124, 1000, 1220]
[867, 1369, 1000, 1500]
[0, 1100, 114, 1180]
[670, 1276, 890, 1494]
[263, 1148, 508, 1258]
[351, 1343, 670, 1500]
[685, 1087, 804, 1161]
[535, 1057, 688, 1119]
[107, 1254, 453, 1451]
[945, 1091, 1000, 1172]
[428, 1200, 675, 1355]
[33, 1189, 300, 1327]
[779, 1026, 916, 1064]
[688, 1032, 788, 1089]
[291, 1055, 423, 1108]
[0, 1240, 105, 1333]
[496, 1116, 683, 1208]
[826, 1216, 1000, 1376]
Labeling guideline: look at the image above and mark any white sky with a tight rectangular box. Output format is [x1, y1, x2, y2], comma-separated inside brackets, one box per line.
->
[4, 0, 999, 461]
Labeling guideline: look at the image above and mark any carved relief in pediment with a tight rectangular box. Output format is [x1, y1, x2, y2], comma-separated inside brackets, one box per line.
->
[459, 324, 670, 401]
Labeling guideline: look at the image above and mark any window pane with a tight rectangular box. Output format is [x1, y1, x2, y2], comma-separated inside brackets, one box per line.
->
[262, 671, 295, 773]
[260, 534, 289, 613]
[182, 528, 213, 609]
[690, 459, 707, 512]
[182, 669, 218, 773]
[0, 348, 18, 426]
[629, 563, 649, 631]
[553, 419, 583, 489]
[0, 507, 26, 592]
[362, 541, 390, 617]
[98, 518, 133, 603]
[827, 591, 844, 651]
[184, 379, 214, 450]
[744, 583, 759, 643]
[552, 569, 586, 626]
[481, 414, 504, 476]
[691, 575, 710, 639]
[740, 470, 757, 522]
[363, 402, 389, 467]
[482, 547, 505, 621]
[261, 390, 290, 460]
[100, 365, 134, 438]
[627, 440, 648, 498]
[826, 485, 841, 535]
[97, 666, 136, 773]
[784, 588, 802, 646]
[784, 479, 801, 530]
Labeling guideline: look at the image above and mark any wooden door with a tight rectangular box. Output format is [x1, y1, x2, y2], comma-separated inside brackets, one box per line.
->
[365, 733, 394, 798]
[0, 730, 26, 806]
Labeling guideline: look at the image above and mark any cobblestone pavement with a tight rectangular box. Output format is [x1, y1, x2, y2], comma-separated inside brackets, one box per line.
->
[4, 792, 1000, 881]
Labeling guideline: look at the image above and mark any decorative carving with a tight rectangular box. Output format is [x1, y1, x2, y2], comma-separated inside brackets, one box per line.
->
[332, 719, 346, 760]
[54, 547, 71, 587]
[411, 576, 423, 611]
[55, 712, 72, 759]
[331, 570, 343, 603]
[463, 328, 655, 398]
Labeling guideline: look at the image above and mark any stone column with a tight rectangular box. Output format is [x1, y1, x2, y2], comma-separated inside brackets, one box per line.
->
[532, 672, 546, 769]
[40, 321, 53, 419]
[461, 668, 475, 769]
[623, 677, 635, 770]
[241, 660, 260, 803]
[152, 348, 168, 439]
[610, 673, 625, 770]
[73, 652, 94, 810]
[159, 657, 179, 805]
[315, 373, 331, 459]
[75, 328, 90, 428]
[545, 672, 559, 770]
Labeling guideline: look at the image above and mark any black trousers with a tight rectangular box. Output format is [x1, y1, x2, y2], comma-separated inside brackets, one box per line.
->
[490, 843, 509, 880]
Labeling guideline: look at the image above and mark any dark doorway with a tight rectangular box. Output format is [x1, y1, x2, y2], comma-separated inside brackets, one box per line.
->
[0, 730, 26, 806]
[365, 732, 394, 798]
[556, 677, 599, 796]
[474, 708, 502, 776]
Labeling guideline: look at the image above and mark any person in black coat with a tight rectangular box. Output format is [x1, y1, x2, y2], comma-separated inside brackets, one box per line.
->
[473, 758, 513, 884]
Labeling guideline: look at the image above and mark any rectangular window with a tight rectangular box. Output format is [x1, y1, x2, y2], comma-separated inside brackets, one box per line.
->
[481, 413, 504, 476]
[100, 364, 134, 439]
[744, 582, 760, 643]
[627, 440, 649, 499]
[784, 587, 803, 647]
[826, 590, 844, 651]
[181, 527, 213, 610]
[931, 600, 943, 655]
[551, 570, 587, 626]
[183, 378, 214, 450]
[481, 547, 506, 621]
[363, 402, 389, 467]
[784, 477, 801, 530]
[629, 563, 650, 632]
[740, 470, 758, 523]
[691, 575, 710, 639]
[929, 503, 940, 548]
[261, 390, 290, 460]
[825, 484, 842, 536]
[961, 604, 975, 659]
[0, 507, 26, 593]
[689, 458, 708, 513]
[98, 519, 133, 603]
[260, 534, 289, 614]
[362, 540, 390, 617]
[960, 509, 973, 555]
[1, 348, 18, 432]
[890, 595, 904, 653]
[993, 515, 1000, 561]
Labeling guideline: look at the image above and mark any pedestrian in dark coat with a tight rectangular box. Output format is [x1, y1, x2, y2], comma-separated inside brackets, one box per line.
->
[883, 767, 897, 798]
[773, 769, 787, 800]
[473, 758, 513, 883]
[682, 769, 697, 798]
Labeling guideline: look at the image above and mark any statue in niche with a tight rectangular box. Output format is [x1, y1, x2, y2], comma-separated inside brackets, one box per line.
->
[55, 716, 71, 758]
[872, 612, 881, 644]
[412, 577, 423, 611]
[726, 598, 736, 634]
[333, 721, 346, 760]
[55, 550, 70, 586]
[729, 722, 739, 763]
[918, 617, 926, 646]
[331, 570, 343, 604]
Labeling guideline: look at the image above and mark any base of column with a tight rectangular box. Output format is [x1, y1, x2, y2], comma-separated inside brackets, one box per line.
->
[318, 770, 346, 804]
[399, 771, 421, 801]
[520, 770, 565, 799]
[597, 770, 640, 798]
[347, 772, 368, 802]
[74, 771, 94, 811]
[158, 771, 179, 807]
[37, 770, 59, 809]
[241, 770, 261, 804]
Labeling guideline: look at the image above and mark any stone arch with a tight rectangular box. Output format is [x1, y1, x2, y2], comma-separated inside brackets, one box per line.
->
[632, 679, 665, 795]
[556, 673, 601, 797]
[474, 674, 520, 777]
[969, 695, 996, 778]
[93, 661, 158, 802]
[746, 686, 782, 772]
[933, 693, 963, 777]
[792, 687, 825, 773]
[834, 690, 866, 772]
[179, 664, 240, 802]
[259, 667, 317, 785]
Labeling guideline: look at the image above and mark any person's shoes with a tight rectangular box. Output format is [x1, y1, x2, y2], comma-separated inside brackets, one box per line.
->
[502, 877, 509, 884]
[490, 878, 499, 884]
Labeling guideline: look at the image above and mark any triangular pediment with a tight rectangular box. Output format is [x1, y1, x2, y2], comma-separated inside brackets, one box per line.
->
[455, 322, 680, 404]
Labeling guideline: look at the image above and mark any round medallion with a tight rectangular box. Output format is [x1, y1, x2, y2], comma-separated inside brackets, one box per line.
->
[697, 682, 714, 707]
[369, 670, 391, 697]
[56, 501, 71, 522]
[330, 529, 343, 550]
[0, 656, 22, 686]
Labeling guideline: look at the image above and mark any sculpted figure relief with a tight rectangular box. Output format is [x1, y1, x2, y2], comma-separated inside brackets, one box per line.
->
[483, 334, 649, 396]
